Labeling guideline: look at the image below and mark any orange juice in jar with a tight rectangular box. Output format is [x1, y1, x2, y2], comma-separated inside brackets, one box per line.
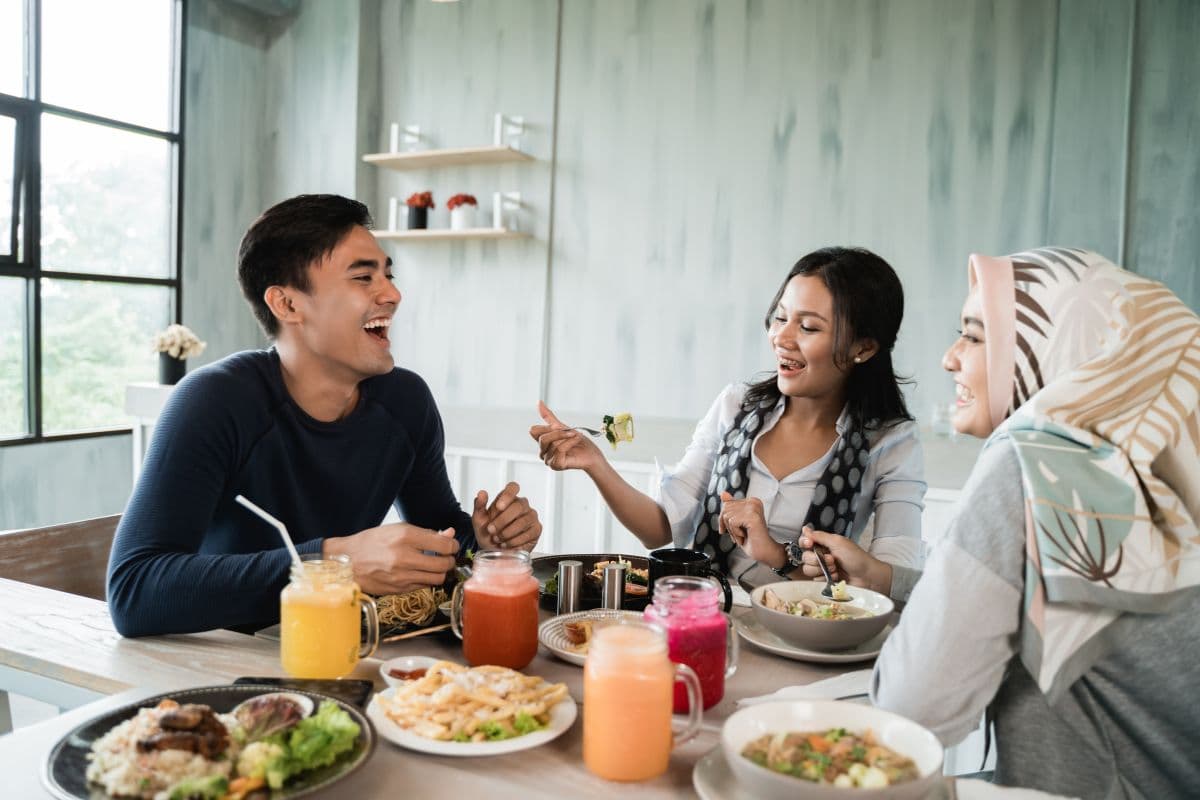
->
[280, 554, 378, 679]
[451, 550, 540, 669]
[583, 621, 702, 781]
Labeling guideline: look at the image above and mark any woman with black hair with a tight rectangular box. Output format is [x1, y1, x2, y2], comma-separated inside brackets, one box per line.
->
[529, 247, 926, 595]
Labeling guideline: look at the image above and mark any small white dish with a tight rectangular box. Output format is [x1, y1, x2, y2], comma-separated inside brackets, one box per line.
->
[230, 690, 314, 720]
[367, 687, 577, 756]
[538, 609, 643, 666]
[694, 745, 755, 800]
[378, 655, 442, 688]
[721, 700, 943, 800]
[735, 614, 891, 663]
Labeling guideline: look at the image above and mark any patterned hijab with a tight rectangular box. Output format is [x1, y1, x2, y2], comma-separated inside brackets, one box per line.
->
[970, 247, 1200, 700]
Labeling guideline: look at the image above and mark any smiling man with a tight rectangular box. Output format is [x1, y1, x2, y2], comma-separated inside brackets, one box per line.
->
[107, 194, 542, 636]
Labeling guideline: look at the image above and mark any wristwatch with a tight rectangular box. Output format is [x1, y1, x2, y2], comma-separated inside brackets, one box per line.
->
[772, 539, 806, 579]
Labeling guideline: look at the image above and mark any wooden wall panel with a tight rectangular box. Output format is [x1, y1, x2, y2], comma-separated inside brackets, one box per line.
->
[547, 0, 1057, 421]
[372, 0, 559, 409]
[1125, 0, 1200, 310]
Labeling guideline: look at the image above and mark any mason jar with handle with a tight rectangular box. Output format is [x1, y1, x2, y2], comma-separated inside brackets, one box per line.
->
[644, 575, 738, 711]
[450, 549, 540, 669]
[583, 620, 703, 781]
[280, 553, 378, 679]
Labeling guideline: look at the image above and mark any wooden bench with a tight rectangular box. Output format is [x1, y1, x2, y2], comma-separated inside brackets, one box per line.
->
[0, 514, 120, 731]
[0, 514, 119, 601]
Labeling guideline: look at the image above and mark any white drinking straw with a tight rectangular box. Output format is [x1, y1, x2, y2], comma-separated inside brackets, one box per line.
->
[235, 494, 303, 570]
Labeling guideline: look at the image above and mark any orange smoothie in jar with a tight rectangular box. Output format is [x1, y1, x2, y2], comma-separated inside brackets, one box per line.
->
[280, 559, 360, 679]
[583, 623, 677, 781]
[460, 552, 540, 670]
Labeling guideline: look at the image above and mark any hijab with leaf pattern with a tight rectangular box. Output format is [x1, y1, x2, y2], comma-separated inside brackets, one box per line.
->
[968, 247, 1200, 701]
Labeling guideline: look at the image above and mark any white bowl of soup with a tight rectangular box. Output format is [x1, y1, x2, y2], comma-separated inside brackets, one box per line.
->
[751, 581, 892, 651]
[721, 700, 943, 800]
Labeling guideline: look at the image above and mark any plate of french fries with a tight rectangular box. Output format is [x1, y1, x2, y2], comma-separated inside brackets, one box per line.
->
[366, 660, 576, 756]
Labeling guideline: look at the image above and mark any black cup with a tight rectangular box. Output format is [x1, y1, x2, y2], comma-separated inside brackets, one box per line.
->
[648, 548, 733, 612]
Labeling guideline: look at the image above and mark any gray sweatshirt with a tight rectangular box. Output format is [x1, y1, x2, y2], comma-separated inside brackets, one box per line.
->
[871, 438, 1199, 799]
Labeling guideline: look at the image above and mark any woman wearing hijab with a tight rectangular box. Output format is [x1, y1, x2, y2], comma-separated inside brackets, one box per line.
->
[529, 247, 926, 590]
[809, 247, 1200, 797]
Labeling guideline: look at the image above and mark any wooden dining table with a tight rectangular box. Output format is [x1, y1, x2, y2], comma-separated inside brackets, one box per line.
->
[0, 577, 1058, 799]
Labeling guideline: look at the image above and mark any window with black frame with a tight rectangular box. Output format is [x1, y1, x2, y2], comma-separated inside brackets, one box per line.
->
[0, 0, 183, 443]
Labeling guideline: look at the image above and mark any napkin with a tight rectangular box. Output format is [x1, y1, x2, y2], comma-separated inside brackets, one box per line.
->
[730, 584, 753, 608]
[736, 668, 873, 707]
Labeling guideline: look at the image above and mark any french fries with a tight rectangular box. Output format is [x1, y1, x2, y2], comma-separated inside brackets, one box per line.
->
[377, 661, 568, 743]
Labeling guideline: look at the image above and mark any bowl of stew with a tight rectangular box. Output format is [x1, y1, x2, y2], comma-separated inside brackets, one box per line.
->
[721, 700, 943, 799]
[751, 581, 893, 651]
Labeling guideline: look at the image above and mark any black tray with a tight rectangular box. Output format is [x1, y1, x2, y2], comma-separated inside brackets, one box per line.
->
[43, 684, 374, 800]
[532, 553, 650, 612]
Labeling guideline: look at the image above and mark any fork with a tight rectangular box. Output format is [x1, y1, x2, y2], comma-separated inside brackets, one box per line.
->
[570, 425, 604, 436]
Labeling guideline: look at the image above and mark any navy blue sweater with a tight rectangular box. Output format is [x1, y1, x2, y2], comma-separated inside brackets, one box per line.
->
[107, 350, 475, 636]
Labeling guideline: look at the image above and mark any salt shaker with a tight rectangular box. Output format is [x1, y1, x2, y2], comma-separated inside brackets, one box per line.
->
[601, 561, 627, 609]
[557, 560, 583, 615]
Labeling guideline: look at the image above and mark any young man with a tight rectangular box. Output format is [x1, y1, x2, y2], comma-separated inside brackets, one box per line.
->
[108, 194, 542, 636]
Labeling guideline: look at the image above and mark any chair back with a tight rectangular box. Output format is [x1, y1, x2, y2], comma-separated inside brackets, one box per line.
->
[0, 515, 120, 600]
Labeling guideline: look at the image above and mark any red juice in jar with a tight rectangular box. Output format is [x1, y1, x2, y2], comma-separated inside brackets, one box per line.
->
[643, 575, 737, 711]
[451, 550, 540, 670]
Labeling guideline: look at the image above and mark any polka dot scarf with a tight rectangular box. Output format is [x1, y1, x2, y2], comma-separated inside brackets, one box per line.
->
[692, 395, 870, 575]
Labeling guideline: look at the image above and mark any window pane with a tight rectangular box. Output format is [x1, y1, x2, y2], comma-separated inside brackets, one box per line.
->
[41, 114, 172, 277]
[0, 277, 27, 437]
[0, 0, 23, 97]
[42, 278, 170, 434]
[41, 0, 174, 130]
[0, 114, 19, 260]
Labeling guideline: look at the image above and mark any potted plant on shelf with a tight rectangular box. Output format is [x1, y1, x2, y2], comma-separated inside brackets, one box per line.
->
[447, 193, 478, 231]
[406, 191, 435, 230]
[153, 323, 206, 385]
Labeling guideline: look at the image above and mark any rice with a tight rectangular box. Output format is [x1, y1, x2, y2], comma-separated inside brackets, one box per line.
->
[85, 704, 239, 800]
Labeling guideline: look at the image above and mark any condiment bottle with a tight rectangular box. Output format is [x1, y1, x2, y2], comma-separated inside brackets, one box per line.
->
[643, 575, 738, 711]
[450, 549, 539, 669]
[557, 559, 583, 615]
[601, 560, 627, 609]
[583, 621, 702, 781]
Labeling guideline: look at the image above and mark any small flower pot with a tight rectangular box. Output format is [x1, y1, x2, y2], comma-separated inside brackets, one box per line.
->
[407, 206, 428, 230]
[449, 205, 477, 231]
[159, 353, 186, 385]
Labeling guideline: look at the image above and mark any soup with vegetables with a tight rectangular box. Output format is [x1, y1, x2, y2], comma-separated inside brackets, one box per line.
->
[761, 588, 872, 620]
[740, 727, 919, 787]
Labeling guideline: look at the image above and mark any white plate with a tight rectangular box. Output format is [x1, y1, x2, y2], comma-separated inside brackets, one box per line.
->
[366, 686, 577, 757]
[736, 614, 891, 663]
[537, 609, 644, 666]
[693, 745, 753, 800]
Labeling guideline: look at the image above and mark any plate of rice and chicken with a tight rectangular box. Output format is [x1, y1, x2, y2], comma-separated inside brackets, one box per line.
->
[42, 684, 373, 800]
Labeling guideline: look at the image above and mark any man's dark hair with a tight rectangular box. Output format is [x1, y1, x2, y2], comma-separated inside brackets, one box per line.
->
[237, 194, 373, 337]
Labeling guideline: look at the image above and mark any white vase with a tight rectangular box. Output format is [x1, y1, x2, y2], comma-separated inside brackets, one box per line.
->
[450, 205, 476, 231]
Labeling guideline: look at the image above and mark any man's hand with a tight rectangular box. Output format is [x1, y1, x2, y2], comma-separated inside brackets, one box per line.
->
[323, 523, 458, 596]
[472, 481, 542, 551]
[719, 491, 786, 569]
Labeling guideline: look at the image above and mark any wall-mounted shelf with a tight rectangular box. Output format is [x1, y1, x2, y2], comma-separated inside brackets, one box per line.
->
[373, 228, 530, 242]
[362, 146, 534, 170]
